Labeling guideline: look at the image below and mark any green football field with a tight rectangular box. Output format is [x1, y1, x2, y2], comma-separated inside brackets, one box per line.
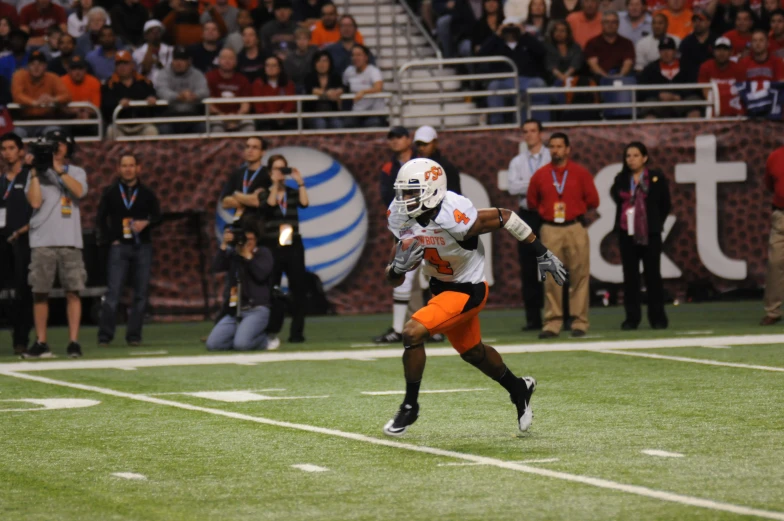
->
[1, 301, 784, 521]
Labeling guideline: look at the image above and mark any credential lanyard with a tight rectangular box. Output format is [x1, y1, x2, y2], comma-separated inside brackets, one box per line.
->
[630, 169, 646, 196]
[278, 190, 288, 216]
[119, 183, 138, 210]
[243, 166, 263, 194]
[1, 175, 12, 201]
[551, 169, 568, 199]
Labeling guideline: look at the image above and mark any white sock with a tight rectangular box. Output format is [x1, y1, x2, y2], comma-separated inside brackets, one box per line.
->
[392, 302, 408, 334]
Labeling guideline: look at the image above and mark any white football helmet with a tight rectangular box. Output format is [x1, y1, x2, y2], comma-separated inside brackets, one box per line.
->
[393, 158, 448, 218]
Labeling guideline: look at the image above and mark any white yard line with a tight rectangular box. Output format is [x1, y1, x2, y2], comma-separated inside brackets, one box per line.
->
[129, 351, 169, 356]
[4, 334, 784, 373]
[291, 464, 329, 473]
[362, 388, 487, 396]
[438, 458, 560, 467]
[679, 331, 715, 335]
[642, 450, 684, 458]
[598, 350, 784, 372]
[111, 472, 147, 480]
[700, 345, 732, 349]
[146, 389, 287, 396]
[2, 370, 784, 521]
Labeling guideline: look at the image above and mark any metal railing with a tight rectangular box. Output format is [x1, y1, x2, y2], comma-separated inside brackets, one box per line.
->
[110, 93, 395, 140]
[396, 56, 521, 130]
[525, 82, 724, 123]
[7, 102, 103, 141]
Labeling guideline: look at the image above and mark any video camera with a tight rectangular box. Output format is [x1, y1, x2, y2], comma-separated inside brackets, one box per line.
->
[29, 139, 58, 173]
[229, 219, 247, 248]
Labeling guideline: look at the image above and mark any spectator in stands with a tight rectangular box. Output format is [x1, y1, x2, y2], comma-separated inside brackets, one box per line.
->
[260, 0, 297, 55]
[550, 0, 582, 21]
[202, 0, 240, 34]
[20, 0, 67, 48]
[61, 55, 101, 126]
[47, 33, 90, 76]
[480, 19, 548, 124]
[618, 0, 652, 45]
[568, 0, 602, 48]
[325, 15, 369, 77]
[23, 129, 87, 359]
[679, 8, 716, 71]
[11, 51, 69, 137]
[610, 141, 671, 330]
[528, 132, 599, 339]
[413, 125, 462, 194]
[636, 12, 679, 71]
[0, 5, 19, 28]
[86, 26, 129, 82]
[343, 43, 384, 128]
[251, 54, 296, 129]
[546, 20, 584, 85]
[770, 10, 784, 59]
[660, 0, 692, 40]
[759, 0, 780, 31]
[96, 153, 160, 348]
[722, 8, 754, 58]
[469, 0, 504, 56]
[739, 29, 784, 82]
[224, 9, 257, 53]
[284, 26, 315, 90]
[74, 7, 111, 58]
[295, 0, 327, 27]
[206, 48, 255, 133]
[110, 0, 149, 48]
[251, 0, 276, 28]
[133, 20, 173, 86]
[0, 132, 33, 356]
[585, 11, 636, 80]
[154, 45, 209, 134]
[164, 0, 228, 48]
[237, 26, 266, 82]
[639, 36, 700, 118]
[303, 49, 344, 129]
[152, 0, 178, 23]
[0, 29, 29, 82]
[0, 17, 15, 55]
[102, 51, 158, 139]
[67, 0, 100, 39]
[708, 0, 757, 36]
[434, 0, 458, 57]
[761, 143, 784, 326]
[524, 0, 550, 40]
[697, 36, 743, 98]
[37, 25, 63, 61]
[449, 0, 483, 58]
[310, 2, 361, 48]
[188, 21, 223, 73]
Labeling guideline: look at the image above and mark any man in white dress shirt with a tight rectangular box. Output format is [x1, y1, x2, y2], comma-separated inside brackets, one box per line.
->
[506, 119, 551, 331]
[133, 20, 173, 85]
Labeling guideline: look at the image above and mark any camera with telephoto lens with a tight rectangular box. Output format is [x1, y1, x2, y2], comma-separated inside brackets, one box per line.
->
[229, 219, 247, 248]
[29, 138, 58, 172]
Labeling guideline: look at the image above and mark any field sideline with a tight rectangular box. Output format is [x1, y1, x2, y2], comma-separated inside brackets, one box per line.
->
[1, 301, 783, 520]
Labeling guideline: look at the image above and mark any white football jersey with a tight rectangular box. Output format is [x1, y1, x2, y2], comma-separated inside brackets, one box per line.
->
[388, 191, 486, 284]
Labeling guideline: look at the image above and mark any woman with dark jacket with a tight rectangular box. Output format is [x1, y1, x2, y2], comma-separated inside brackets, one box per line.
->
[610, 142, 671, 330]
[303, 50, 344, 129]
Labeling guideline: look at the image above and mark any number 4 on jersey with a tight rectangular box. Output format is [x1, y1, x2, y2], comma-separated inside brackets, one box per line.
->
[424, 248, 453, 275]
[453, 209, 471, 225]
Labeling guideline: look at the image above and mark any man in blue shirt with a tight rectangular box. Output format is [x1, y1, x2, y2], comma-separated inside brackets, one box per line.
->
[0, 30, 30, 83]
[86, 25, 128, 82]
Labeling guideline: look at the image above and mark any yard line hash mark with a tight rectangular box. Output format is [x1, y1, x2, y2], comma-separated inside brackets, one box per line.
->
[362, 389, 487, 396]
[598, 350, 784, 372]
[642, 450, 684, 458]
[292, 464, 329, 473]
[3, 370, 784, 521]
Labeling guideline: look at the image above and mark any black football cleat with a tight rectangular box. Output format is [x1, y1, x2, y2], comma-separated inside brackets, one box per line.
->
[383, 403, 419, 437]
[511, 377, 536, 432]
[374, 327, 402, 343]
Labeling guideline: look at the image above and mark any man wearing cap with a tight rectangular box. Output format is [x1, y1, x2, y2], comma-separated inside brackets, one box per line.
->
[0, 30, 30, 83]
[201, 0, 240, 34]
[618, 0, 652, 46]
[23, 129, 88, 359]
[20, 0, 67, 48]
[86, 26, 130, 82]
[679, 8, 716, 71]
[697, 36, 744, 101]
[640, 35, 700, 118]
[413, 125, 462, 196]
[61, 55, 101, 129]
[11, 50, 70, 137]
[102, 50, 158, 139]
[154, 46, 209, 135]
[110, 0, 149, 48]
[133, 20, 173, 85]
[635, 12, 680, 71]
[260, 0, 297, 55]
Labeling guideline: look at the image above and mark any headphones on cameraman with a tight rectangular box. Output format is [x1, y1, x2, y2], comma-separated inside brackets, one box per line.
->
[43, 129, 77, 159]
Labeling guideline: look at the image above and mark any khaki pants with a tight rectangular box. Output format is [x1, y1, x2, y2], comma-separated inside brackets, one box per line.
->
[764, 210, 784, 318]
[540, 222, 590, 334]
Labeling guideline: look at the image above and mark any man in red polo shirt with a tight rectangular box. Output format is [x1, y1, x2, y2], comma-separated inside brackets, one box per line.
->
[585, 11, 636, 80]
[739, 29, 784, 83]
[722, 8, 754, 58]
[770, 10, 784, 59]
[527, 132, 599, 339]
[761, 144, 784, 326]
[19, 0, 67, 48]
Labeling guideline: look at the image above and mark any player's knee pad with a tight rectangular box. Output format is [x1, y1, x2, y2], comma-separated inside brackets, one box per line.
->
[393, 269, 416, 301]
[460, 343, 486, 366]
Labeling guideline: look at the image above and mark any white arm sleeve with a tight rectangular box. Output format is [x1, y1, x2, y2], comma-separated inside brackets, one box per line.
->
[503, 211, 533, 241]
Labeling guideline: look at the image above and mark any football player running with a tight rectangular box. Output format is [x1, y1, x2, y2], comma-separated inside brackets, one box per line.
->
[383, 158, 567, 436]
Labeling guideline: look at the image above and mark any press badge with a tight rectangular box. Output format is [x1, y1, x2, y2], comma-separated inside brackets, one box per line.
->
[61, 196, 72, 217]
[553, 202, 566, 223]
[122, 218, 133, 239]
[626, 207, 635, 235]
[0, 208, 6, 228]
[279, 224, 293, 246]
[229, 287, 238, 307]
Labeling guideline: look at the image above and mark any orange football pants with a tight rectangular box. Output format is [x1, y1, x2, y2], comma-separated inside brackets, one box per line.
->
[411, 282, 489, 353]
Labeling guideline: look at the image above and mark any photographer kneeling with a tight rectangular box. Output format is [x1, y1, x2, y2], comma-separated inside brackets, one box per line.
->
[206, 215, 279, 352]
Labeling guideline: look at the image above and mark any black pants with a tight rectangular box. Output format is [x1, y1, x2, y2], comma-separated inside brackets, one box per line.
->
[268, 237, 307, 340]
[619, 233, 667, 327]
[0, 236, 33, 348]
[517, 208, 544, 326]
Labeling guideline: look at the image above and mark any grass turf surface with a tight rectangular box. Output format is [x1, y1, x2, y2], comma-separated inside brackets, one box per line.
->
[1, 301, 783, 520]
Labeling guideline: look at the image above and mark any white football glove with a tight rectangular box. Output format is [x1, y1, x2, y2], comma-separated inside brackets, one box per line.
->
[537, 250, 568, 286]
[391, 240, 424, 275]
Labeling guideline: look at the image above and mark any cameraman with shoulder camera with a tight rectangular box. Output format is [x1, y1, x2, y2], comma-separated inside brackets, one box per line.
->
[205, 215, 279, 352]
[23, 130, 88, 359]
